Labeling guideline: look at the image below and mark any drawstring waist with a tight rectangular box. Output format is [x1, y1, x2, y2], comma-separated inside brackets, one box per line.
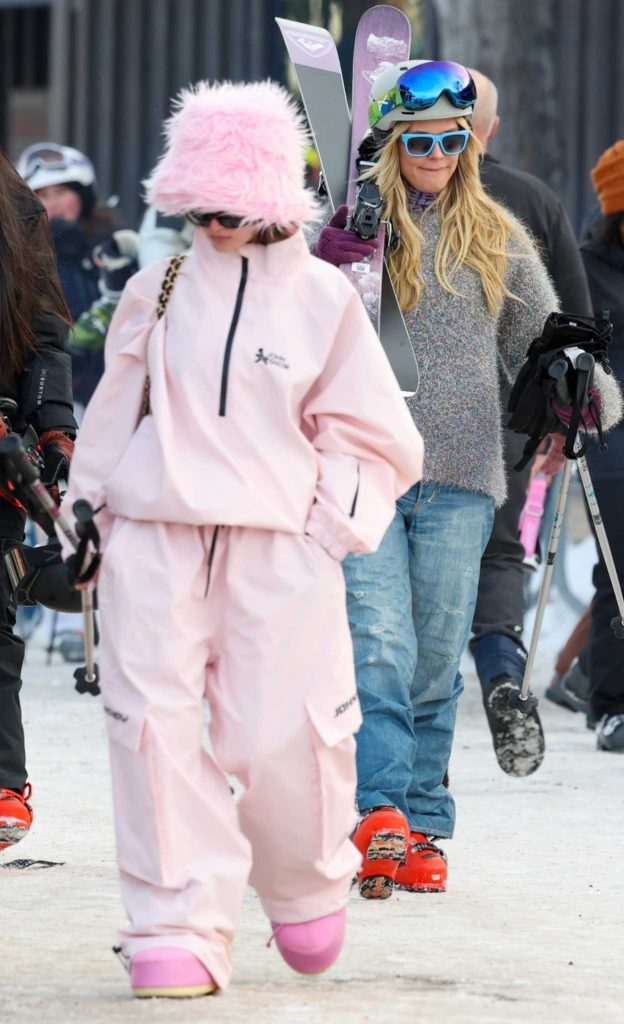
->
[202, 525, 221, 597]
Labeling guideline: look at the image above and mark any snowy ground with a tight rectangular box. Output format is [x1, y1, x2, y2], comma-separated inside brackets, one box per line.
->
[3, 523, 623, 1023]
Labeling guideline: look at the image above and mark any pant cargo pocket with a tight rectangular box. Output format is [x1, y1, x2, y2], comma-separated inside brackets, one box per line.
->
[305, 687, 361, 868]
[102, 694, 172, 885]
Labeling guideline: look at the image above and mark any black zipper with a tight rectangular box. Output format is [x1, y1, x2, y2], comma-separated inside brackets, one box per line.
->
[205, 526, 220, 596]
[349, 464, 361, 518]
[219, 257, 249, 416]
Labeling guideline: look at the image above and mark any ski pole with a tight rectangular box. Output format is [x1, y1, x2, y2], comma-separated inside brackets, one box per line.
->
[509, 455, 574, 714]
[513, 348, 597, 712]
[0, 433, 101, 695]
[576, 453, 624, 639]
[71, 500, 100, 696]
[512, 434, 624, 715]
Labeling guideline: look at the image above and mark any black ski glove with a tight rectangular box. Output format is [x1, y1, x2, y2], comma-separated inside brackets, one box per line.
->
[30, 430, 75, 533]
[39, 430, 74, 490]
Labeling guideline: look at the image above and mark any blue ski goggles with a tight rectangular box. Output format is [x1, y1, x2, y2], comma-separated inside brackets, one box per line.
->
[400, 129, 470, 158]
[370, 61, 476, 129]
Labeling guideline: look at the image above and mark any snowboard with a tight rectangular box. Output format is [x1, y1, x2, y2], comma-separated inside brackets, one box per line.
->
[276, 10, 419, 397]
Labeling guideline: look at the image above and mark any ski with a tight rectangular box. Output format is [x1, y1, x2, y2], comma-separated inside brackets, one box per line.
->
[342, 8, 409, 339]
[276, 11, 419, 397]
[275, 18, 350, 211]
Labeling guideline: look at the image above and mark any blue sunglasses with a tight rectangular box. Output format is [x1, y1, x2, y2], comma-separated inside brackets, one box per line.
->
[400, 129, 470, 158]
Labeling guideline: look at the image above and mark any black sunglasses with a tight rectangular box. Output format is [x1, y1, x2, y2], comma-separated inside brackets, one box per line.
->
[187, 211, 245, 229]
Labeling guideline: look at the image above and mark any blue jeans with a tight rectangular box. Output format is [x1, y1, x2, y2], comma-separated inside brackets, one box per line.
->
[343, 483, 494, 838]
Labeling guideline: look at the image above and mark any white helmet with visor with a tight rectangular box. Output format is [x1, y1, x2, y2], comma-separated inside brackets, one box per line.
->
[369, 59, 476, 135]
[16, 142, 96, 193]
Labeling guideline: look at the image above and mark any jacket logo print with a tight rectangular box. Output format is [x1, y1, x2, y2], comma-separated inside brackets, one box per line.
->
[334, 693, 358, 718]
[36, 368, 48, 406]
[104, 705, 129, 723]
[255, 347, 290, 370]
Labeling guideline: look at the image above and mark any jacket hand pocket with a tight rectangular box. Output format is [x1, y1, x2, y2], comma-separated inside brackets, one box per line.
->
[303, 533, 341, 564]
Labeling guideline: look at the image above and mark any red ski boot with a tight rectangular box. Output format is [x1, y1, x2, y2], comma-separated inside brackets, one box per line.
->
[395, 832, 447, 893]
[0, 784, 33, 851]
[352, 806, 409, 900]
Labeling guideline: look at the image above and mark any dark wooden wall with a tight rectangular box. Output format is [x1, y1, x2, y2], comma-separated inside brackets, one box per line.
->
[46, 0, 284, 225]
[1, 0, 622, 232]
[432, 0, 624, 232]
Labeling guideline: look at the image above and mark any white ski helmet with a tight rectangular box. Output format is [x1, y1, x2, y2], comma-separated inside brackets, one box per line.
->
[369, 59, 476, 134]
[16, 142, 96, 193]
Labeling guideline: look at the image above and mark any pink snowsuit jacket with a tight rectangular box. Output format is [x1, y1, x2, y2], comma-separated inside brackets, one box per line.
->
[63, 228, 423, 558]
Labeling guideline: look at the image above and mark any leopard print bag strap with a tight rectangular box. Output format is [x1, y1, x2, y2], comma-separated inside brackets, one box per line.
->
[140, 253, 187, 420]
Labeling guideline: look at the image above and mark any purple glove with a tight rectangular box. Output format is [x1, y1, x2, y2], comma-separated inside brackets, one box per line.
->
[551, 387, 602, 429]
[315, 204, 380, 267]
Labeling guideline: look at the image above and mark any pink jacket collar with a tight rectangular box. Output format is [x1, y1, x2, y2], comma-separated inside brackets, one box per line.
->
[193, 226, 311, 279]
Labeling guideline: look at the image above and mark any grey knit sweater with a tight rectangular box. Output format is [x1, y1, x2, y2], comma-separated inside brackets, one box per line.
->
[310, 206, 621, 504]
[404, 210, 558, 505]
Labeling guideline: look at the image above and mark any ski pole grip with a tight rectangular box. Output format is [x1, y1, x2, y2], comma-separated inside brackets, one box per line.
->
[547, 358, 567, 381]
[0, 433, 40, 487]
[72, 499, 100, 548]
[574, 352, 594, 408]
[575, 352, 595, 373]
[73, 499, 94, 524]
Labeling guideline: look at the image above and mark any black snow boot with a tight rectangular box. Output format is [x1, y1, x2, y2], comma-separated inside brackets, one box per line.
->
[482, 675, 545, 777]
[545, 660, 590, 715]
[596, 714, 624, 753]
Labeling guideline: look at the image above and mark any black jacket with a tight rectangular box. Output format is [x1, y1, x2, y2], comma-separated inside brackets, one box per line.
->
[480, 154, 592, 317]
[50, 218, 108, 322]
[1, 313, 77, 439]
[0, 200, 76, 529]
[0, 312, 76, 526]
[581, 223, 624, 478]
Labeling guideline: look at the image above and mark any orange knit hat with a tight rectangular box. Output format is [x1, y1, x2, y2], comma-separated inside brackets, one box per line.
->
[591, 140, 624, 215]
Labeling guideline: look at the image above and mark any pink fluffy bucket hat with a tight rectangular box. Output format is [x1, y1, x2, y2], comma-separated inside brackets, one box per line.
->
[144, 79, 319, 229]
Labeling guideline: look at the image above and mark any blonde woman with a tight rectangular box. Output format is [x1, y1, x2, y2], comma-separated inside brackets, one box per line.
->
[317, 60, 568, 899]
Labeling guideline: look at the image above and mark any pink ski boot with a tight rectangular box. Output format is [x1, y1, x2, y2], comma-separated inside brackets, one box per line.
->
[270, 909, 346, 975]
[130, 947, 217, 998]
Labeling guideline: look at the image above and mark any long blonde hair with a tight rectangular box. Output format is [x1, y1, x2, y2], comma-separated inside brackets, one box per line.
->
[363, 119, 528, 314]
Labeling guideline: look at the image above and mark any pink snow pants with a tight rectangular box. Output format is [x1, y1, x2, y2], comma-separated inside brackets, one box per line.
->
[97, 519, 362, 988]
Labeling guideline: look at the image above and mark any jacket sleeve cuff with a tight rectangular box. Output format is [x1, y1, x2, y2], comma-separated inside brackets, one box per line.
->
[304, 504, 355, 562]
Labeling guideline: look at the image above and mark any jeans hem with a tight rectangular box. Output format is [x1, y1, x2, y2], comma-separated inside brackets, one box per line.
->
[409, 824, 453, 839]
[356, 802, 404, 817]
